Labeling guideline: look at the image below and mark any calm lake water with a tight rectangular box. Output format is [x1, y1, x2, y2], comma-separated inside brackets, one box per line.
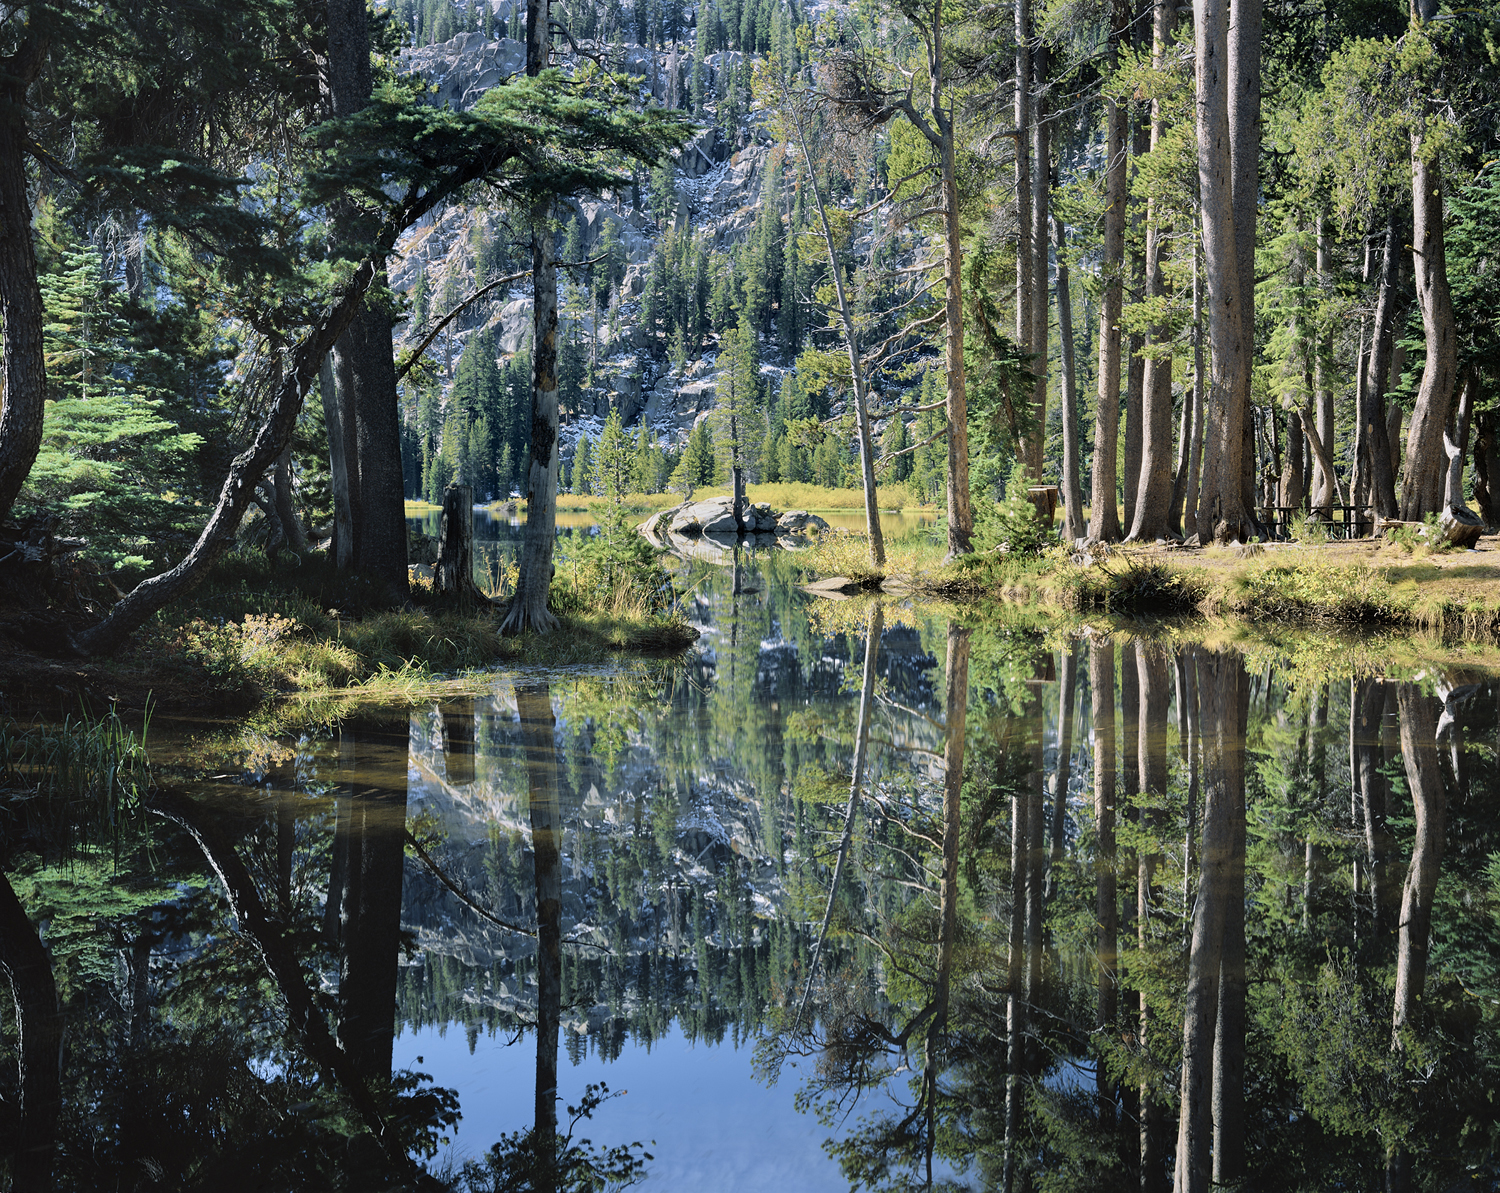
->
[5, 536, 1500, 1190]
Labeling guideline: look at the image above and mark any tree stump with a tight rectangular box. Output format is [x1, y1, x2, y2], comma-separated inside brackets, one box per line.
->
[1436, 503, 1484, 549]
[435, 484, 488, 602]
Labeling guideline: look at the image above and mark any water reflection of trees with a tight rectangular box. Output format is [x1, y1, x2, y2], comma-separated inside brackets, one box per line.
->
[754, 634, 1500, 1193]
[7, 565, 1500, 1191]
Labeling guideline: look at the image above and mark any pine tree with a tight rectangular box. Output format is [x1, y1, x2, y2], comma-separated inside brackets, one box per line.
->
[679, 419, 717, 486]
[24, 241, 203, 571]
[883, 417, 912, 483]
[573, 434, 596, 495]
[595, 408, 632, 497]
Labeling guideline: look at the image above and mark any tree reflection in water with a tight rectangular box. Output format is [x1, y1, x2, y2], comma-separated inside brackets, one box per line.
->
[759, 637, 1500, 1193]
[5, 596, 1500, 1192]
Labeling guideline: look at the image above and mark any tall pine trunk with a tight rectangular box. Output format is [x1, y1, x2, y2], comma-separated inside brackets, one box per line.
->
[1123, 110, 1149, 534]
[0, 38, 49, 523]
[1015, 0, 1033, 475]
[1029, 47, 1052, 481]
[793, 107, 884, 565]
[1089, 0, 1129, 542]
[505, 0, 564, 631]
[1309, 219, 1336, 516]
[1192, 0, 1254, 543]
[1056, 215, 1085, 540]
[1128, 0, 1177, 541]
[941, 130, 974, 556]
[327, 0, 408, 601]
[1400, 130, 1458, 520]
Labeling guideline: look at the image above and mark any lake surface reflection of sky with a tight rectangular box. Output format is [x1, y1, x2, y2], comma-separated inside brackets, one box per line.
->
[396, 1025, 852, 1191]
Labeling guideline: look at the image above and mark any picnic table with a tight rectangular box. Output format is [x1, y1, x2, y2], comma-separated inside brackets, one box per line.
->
[1254, 504, 1374, 540]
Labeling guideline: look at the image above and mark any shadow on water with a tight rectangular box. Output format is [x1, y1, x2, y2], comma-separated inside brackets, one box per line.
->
[5, 555, 1500, 1190]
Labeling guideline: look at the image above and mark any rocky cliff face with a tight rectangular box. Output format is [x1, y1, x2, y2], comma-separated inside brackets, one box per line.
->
[392, 31, 776, 462]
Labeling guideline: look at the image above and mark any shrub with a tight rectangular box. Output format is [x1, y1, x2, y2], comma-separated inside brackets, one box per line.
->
[974, 465, 1055, 558]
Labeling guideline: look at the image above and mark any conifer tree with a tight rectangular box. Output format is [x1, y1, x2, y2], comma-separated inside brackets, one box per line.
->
[573, 434, 596, 495]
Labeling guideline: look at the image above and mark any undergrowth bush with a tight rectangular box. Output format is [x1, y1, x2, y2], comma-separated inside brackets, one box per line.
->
[556, 503, 675, 616]
[974, 466, 1055, 558]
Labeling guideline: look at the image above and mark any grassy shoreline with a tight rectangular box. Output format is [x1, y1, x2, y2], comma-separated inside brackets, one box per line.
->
[1, 545, 696, 720]
[804, 529, 1500, 641]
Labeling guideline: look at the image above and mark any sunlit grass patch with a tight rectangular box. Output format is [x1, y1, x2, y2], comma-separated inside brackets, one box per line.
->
[1224, 562, 1399, 624]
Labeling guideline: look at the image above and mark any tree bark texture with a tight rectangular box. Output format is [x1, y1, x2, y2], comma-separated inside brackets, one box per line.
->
[1281, 409, 1305, 512]
[1193, 0, 1254, 543]
[1123, 110, 1149, 536]
[1444, 365, 1474, 510]
[940, 132, 974, 557]
[1015, 0, 1033, 475]
[272, 447, 308, 555]
[505, 0, 562, 632]
[1028, 46, 1052, 480]
[1056, 215, 1085, 540]
[435, 483, 491, 603]
[320, 353, 357, 566]
[1089, 0, 1129, 542]
[1129, 0, 1177, 542]
[1182, 229, 1206, 540]
[327, 0, 408, 600]
[1310, 219, 1336, 515]
[1400, 146, 1458, 521]
[1230, 0, 1261, 523]
[1475, 409, 1500, 526]
[0, 37, 50, 524]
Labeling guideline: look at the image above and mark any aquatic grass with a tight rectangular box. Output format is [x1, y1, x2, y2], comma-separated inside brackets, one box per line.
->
[0, 704, 153, 859]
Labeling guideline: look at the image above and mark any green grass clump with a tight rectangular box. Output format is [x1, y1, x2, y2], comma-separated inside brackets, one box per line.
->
[1226, 563, 1398, 624]
[805, 529, 887, 588]
[1056, 555, 1210, 614]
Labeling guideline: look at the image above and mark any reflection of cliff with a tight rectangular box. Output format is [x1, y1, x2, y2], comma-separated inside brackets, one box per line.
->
[389, 560, 948, 1056]
[395, 594, 943, 1052]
